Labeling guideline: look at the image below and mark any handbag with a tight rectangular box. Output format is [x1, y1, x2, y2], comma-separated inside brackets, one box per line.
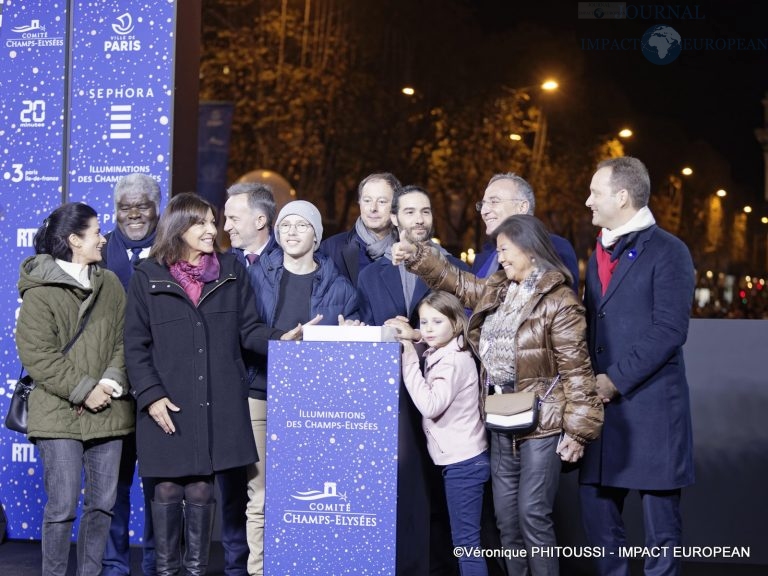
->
[5, 372, 35, 433]
[5, 307, 94, 434]
[484, 374, 560, 434]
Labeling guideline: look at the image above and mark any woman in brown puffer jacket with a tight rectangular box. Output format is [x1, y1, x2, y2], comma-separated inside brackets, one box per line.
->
[391, 214, 603, 576]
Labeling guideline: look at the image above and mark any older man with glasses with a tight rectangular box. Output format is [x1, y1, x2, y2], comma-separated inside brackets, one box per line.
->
[473, 173, 580, 287]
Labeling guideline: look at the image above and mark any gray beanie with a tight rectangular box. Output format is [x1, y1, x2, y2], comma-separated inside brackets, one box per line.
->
[274, 200, 323, 251]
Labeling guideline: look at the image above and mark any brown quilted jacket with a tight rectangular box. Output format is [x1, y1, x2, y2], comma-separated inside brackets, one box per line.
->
[407, 243, 603, 443]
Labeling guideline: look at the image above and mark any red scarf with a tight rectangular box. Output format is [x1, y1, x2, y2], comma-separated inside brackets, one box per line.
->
[169, 253, 220, 306]
[595, 237, 619, 296]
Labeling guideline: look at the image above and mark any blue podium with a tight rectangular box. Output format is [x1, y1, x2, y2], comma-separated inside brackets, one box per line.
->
[264, 341, 401, 575]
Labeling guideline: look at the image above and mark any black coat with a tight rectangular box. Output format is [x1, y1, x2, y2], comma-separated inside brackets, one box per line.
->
[125, 252, 283, 477]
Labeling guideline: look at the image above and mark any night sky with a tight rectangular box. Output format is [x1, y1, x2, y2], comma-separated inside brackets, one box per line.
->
[462, 0, 768, 206]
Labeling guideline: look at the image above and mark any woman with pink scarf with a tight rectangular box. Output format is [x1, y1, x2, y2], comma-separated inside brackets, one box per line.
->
[124, 193, 313, 576]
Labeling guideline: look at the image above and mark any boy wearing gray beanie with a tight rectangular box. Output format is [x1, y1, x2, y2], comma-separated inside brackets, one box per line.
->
[250, 198, 359, 331]
[274, 200, 324, 251]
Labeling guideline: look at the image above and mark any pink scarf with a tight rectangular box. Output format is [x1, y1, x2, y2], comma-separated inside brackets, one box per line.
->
[169, 253, 220, 306]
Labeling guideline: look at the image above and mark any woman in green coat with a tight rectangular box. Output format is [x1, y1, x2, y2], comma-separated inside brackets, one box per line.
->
[16, 202, 134, 576]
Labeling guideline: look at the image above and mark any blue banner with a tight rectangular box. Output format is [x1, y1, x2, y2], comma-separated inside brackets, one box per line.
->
[66, 0, 176, 229]
[197, 101, 234, 211]
[0, 0, 68, 541]
[0, 0, 177, 542]
[265, 341, 400, 575]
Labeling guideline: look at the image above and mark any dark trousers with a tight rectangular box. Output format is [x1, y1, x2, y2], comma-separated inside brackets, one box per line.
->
[396, 383, 431, 575]
[101, 433, 155, 576]
[216, 466, 250, 576]
[490, 433, 561, 576]
[579, 484, 683, 576]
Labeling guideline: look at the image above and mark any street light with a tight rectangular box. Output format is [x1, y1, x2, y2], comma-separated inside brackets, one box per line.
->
[681, 167, 694, 176]
[401, 86, 415, 96]
[501, 79, 560, 178]
[595, 129, 635, 161]
[716, 189, 727, 198]
[761, 218, 768, 275]
[530, 80, 559, 175]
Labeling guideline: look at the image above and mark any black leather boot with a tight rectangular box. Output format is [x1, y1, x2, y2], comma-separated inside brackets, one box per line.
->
[183, 501, 216, 576]
[151, 501, 183, 576]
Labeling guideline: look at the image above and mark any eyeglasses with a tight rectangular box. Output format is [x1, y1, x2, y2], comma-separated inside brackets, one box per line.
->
[278, 221, 312, 234]
[475, 198, 527, 212]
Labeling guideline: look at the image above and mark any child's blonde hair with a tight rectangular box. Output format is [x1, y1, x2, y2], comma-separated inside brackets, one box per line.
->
[418, 291, 468, 350]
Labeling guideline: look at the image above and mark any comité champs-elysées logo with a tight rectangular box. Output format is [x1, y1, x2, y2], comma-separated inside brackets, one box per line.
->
[6, 19, 64, 49]
[284, 481, 377, 527]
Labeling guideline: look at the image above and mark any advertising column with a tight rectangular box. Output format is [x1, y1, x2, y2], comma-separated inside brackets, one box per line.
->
[0, 0, 68, 539]
[0, 0, 178, 541]
[266, 341, 400, 575]
[66, 0, 177, 224]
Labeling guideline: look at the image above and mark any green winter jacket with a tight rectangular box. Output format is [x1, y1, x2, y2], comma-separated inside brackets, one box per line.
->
[15, 254, 134, 442]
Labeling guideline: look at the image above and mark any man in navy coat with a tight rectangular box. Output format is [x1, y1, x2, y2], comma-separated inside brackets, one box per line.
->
[101, 173, 161, 576]
[580, 157, 695, 576]
[222, 182, 281, 576]
[357, 184, 467, 576]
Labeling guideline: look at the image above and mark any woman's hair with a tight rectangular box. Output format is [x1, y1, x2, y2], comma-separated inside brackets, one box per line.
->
[491, 214, 573, 286]
[33, 202, 98, 262]
[150, 192, 219, 266]
[418, 291, 469, 350]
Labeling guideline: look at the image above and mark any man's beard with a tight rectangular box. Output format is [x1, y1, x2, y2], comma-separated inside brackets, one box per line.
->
[400, 227, 431, 243]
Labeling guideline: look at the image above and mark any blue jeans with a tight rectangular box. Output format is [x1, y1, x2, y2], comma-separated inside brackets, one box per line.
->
[443, 451, 491, 576]
[38, 437, 123, 576]
[490, 432, 561, 576]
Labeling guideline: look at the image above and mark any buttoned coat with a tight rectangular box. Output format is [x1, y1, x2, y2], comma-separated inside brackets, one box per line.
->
[580, 225, 695, 490]
[125, 252, 283, 478]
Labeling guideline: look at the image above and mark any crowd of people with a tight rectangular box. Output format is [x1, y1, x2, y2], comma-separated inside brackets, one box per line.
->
[15, 156, 696, 576]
